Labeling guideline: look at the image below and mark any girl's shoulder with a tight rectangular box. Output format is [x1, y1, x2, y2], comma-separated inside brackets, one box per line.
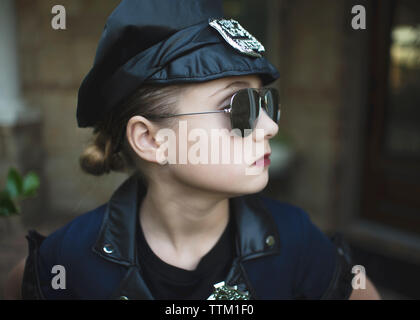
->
[257, 195, 329, 246]
[21, 203, 119, 299]
[40, 203, 108, 260]
[259, 195, 312, 225]
[255, 195, 354, 299]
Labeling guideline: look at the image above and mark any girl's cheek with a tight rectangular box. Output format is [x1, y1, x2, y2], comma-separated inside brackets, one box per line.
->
[172, 119, 253, 169]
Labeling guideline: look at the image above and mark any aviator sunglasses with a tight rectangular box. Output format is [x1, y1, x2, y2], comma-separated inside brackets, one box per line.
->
[144, 87, 281, 137]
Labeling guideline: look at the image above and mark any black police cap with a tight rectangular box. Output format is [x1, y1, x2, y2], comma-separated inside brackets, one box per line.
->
[76, 0, 280, 128]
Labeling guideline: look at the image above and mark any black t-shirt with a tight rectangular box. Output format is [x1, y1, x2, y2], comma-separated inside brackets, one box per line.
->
[136, 213, 235, 300]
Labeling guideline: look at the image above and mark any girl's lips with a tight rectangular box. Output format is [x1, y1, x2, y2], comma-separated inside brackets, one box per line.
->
[253, 153, 271, 167]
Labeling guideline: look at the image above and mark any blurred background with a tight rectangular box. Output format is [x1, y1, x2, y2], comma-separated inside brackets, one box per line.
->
[0, 0, 419, 299]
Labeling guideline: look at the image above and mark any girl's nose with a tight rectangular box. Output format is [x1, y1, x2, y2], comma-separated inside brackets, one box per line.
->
[254, 104, 279, 140]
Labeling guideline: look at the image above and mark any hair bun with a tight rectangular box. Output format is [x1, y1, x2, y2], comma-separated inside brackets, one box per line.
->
[79, 140, 108, 176]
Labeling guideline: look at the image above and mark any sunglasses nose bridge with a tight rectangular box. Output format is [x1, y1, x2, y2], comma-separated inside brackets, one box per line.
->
[257, 90, 268, 114]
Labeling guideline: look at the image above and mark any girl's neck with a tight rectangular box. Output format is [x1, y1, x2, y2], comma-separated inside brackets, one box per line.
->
[138, 181, 230, 270]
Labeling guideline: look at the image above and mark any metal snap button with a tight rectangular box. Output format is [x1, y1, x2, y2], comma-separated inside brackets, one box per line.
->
[265, 235, 275, 247]
[119, 296, 129, 300]
[103, 244, 114, 254]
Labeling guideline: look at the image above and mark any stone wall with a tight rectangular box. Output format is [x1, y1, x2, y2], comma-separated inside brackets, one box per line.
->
[268, 0, 349, 230]
[14, 0, 126, 223]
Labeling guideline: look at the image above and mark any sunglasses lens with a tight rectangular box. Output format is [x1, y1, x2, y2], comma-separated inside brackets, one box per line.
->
[231, 88, 259, 137]
[264, 89, 280, 124]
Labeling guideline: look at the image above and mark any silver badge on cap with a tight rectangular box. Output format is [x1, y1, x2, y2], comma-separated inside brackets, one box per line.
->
[208, 18, 265, 58]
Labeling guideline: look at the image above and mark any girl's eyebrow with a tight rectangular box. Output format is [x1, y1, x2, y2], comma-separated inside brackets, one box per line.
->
[210, 81, 253, 98]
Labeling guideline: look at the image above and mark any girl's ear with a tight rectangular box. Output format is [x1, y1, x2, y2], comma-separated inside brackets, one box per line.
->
[126, 115, 162, 164]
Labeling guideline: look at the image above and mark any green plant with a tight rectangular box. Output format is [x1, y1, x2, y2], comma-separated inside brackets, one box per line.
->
[0, 167, 40, 217]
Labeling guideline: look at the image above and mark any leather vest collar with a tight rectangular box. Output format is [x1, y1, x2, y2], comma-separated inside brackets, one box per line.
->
[92, 173, 281, 299]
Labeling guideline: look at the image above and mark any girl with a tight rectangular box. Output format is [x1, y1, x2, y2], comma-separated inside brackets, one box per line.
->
[5, 0, 380, 300]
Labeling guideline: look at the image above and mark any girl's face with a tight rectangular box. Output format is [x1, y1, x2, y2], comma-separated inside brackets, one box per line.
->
[157, 74, 279, 197]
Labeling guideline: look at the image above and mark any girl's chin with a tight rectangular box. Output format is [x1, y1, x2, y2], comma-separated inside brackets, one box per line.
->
[235, 172, 270, 194]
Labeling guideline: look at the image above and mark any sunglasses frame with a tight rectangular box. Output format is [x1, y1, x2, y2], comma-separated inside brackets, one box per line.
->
[143, 87, 280, 134]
